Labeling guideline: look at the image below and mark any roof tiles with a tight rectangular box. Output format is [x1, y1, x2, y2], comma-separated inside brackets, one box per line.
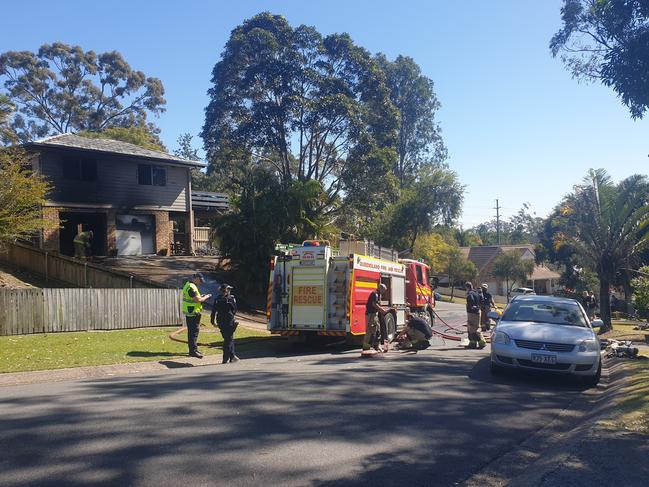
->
[28, 133, 206, 167]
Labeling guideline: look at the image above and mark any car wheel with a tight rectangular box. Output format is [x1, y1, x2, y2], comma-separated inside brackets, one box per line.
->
[583, 361, 602, 387]
[490, 361, 504, 376]
[384, 313, 397, 341]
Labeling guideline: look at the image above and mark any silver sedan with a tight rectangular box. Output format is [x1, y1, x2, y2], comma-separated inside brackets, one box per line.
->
[489, 295, 602, 386]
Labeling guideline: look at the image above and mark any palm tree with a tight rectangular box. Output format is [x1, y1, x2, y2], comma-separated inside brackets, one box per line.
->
[557, 169, 649, 330]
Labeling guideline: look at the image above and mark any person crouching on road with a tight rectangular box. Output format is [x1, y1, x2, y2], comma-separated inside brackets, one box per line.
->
[211, 284, 239, 363]
[480, 283, 496, 332]
[363, 283, 388, 353]
[465, 282, 486, 349]
[182, 273, 212, 359]
[396, 312, 433, 351]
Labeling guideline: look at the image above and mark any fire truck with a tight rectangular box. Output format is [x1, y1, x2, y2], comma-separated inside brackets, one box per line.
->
[267, 240, 435, 342]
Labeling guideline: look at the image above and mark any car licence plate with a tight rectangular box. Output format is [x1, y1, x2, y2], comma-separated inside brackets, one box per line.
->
[531, 353, 557, 365]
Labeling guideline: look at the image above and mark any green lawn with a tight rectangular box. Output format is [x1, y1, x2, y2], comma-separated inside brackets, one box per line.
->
[605, 321, 649, 342]
[599, 359, 649, 434]
[0, 322, 270, 374]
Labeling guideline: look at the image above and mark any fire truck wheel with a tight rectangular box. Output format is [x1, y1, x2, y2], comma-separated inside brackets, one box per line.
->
[384, 313, 397, 340]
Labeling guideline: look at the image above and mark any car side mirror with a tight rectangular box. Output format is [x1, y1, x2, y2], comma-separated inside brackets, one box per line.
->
[487, 311, 500, 320]
[591, 319, 604, 329]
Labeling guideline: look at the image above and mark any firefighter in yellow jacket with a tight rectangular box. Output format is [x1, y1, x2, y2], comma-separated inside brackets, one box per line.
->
[182, 273, 212, 358]
[73, 230, 93, 260]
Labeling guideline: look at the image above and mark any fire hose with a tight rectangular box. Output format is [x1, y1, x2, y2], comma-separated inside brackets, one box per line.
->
[410, 279, 488, 342]
[431, 308, 493, 343]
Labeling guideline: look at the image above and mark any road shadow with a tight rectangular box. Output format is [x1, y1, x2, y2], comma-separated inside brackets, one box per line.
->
[469, 357, 590, 392]
[158, 361, 194, 369]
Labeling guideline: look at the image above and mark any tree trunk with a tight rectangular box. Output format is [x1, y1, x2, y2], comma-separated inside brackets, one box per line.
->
[622, 272, 632, 312]
[450, 284, 455, 301]
[599, 278, 612, 331]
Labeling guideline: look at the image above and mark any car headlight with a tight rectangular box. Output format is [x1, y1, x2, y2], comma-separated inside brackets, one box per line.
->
[493, 331, 511, 345]
[578, 339, 599, 352]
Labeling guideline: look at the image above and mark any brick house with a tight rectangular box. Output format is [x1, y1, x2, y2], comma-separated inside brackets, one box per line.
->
[25, 134, 206, 257]
[459, 244, 561, 296]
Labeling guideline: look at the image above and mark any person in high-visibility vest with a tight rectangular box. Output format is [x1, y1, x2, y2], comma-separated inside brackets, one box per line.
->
[73, 230, 93, 260]
[182, 273, 212, 358]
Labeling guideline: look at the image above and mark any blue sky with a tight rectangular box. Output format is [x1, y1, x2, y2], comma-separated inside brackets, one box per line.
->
[2, 0, 647, 227]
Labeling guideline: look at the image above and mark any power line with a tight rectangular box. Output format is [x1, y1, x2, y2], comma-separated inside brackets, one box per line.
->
[494, 199, 501, 244]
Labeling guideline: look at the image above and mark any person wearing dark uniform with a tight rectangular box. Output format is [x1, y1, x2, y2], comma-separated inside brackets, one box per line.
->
[363, 283, 388, 353]
[465, 282, 486, 349]
[479, 283, 496, 332]
[181, 273, 212, 358]
[397, 313, 433, 351]
[211, 284, 239, 363]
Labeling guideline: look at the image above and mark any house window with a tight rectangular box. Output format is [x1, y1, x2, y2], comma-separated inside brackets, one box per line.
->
[138, 164, 166, 186]
[62, 158, 97, 181]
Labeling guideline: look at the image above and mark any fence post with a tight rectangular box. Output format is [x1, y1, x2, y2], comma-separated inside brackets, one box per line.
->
[44, 252, 48, 283]
[130, 275, 133, 288]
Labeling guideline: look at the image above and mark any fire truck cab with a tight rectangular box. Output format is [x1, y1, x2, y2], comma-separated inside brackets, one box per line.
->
[267, 240, 434, 342]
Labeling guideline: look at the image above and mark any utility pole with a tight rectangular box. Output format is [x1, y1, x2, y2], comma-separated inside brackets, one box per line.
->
[494, 199, 501, 244]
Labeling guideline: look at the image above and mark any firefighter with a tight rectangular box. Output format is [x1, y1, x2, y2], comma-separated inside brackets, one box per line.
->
[396, 312, 433, 351]
[362, 283, 388, 354]
[480, 283, 496, 332]
[211, 284, 239, 363]
[181, 273, 212, 358]
[73, 230, 93, 260]
[465, 282, 486, 349]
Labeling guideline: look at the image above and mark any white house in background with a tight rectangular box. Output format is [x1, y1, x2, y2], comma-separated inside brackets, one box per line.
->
[459, 244, 561, 296]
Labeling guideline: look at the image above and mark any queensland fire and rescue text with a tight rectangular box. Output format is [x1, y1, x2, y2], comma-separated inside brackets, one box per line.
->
[267, 241, 435, 339]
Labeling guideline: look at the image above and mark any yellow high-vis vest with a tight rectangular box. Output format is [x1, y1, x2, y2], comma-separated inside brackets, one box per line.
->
[182, 281, 202, 316]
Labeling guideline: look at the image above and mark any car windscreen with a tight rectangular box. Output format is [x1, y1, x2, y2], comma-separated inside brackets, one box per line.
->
[501, 301, 588, 327]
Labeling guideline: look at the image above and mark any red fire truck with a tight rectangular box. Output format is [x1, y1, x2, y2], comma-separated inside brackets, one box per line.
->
[267, 240, 435, 341]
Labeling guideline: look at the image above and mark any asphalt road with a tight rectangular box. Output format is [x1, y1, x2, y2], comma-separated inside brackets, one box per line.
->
[0, 302, 600, 487]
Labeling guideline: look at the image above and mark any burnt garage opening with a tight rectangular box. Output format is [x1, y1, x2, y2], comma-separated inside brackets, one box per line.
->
[59, 212, 107, 257]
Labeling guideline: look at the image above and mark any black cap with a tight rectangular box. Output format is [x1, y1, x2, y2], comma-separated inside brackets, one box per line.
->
[193, 272, 205, 282]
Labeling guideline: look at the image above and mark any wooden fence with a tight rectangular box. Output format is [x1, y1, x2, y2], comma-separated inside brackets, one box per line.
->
[0, 242, 164, 289]
[0, 288, 183, 335]
[193, 226, 212, 249]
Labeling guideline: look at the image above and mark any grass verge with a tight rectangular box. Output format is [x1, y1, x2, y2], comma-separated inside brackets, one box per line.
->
[604, 322, 649, 343]
[599, 359, 649, 434]
[0, 321, 270, 374]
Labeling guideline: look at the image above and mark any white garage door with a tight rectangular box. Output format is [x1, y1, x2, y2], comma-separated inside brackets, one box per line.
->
[116, 214, 155, 255]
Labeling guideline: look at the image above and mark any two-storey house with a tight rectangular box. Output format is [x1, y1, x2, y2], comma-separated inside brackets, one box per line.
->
[25, 134, 206, 257]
